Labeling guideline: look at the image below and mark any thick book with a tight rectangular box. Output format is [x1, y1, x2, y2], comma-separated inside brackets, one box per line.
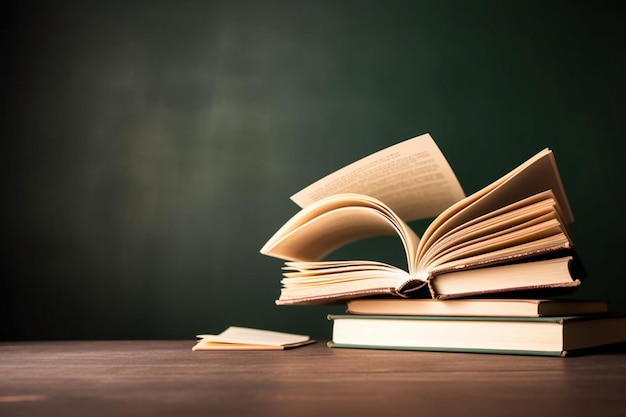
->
[261, 133, 583, 305]
[345, 298, 608, 317]
[327, 314, 626, 357]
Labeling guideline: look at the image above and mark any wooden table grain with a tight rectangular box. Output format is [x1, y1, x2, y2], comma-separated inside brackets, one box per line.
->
[1, 340, 625, 417]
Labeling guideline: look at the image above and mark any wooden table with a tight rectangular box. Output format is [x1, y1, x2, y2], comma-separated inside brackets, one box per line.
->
[2, 340, 625, 417]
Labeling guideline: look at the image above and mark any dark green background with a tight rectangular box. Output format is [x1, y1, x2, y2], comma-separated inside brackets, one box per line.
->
[3, 1, 625, 341]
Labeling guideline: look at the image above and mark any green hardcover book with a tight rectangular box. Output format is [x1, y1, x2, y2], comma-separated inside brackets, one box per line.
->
[327, 314, 626, 357]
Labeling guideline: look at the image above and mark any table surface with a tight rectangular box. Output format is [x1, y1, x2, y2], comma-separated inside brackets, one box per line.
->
[2, 340, 626, 417]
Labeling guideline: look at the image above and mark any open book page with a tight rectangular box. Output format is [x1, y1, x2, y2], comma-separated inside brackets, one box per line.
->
[278, 271, 412, 303]
[419, 191, 562, 266]
[415, 149, 574, 273]
[290, 133, 466, 222]
[417, 191, 570, 272]
[261, 193, 421, 266]
[278, 260, 415, 304]
[193, 327, 314, 351]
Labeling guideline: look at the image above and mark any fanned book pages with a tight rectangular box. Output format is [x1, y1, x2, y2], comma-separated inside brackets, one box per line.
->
[260, 133, 584, 305]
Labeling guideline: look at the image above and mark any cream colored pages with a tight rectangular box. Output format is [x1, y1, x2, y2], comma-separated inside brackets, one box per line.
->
[430, 256, 577, 296]
[417, 192, 561, 268]
[261, 193, 421, 266]
[415, 149, 573, 271]
[261, 206, 405, 261]
[290, 133, 466, 222]
[192, 327, 314, 351]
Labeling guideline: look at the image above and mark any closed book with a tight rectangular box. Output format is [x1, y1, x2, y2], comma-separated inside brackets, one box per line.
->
[345, 298, 608, 317]
[328, 314, 626, 357]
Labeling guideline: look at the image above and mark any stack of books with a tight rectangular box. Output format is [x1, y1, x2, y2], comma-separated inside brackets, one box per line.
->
[330, 298, 626, 357]
[260, 134, 626, 356]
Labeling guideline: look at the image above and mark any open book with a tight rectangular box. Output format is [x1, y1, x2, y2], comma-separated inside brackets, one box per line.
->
[192, 327, 314, 351]
[261, 134, 584, 305]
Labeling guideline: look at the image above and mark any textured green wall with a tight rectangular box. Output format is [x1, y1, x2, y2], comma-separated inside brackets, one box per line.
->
[3, 1, 625, 340]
